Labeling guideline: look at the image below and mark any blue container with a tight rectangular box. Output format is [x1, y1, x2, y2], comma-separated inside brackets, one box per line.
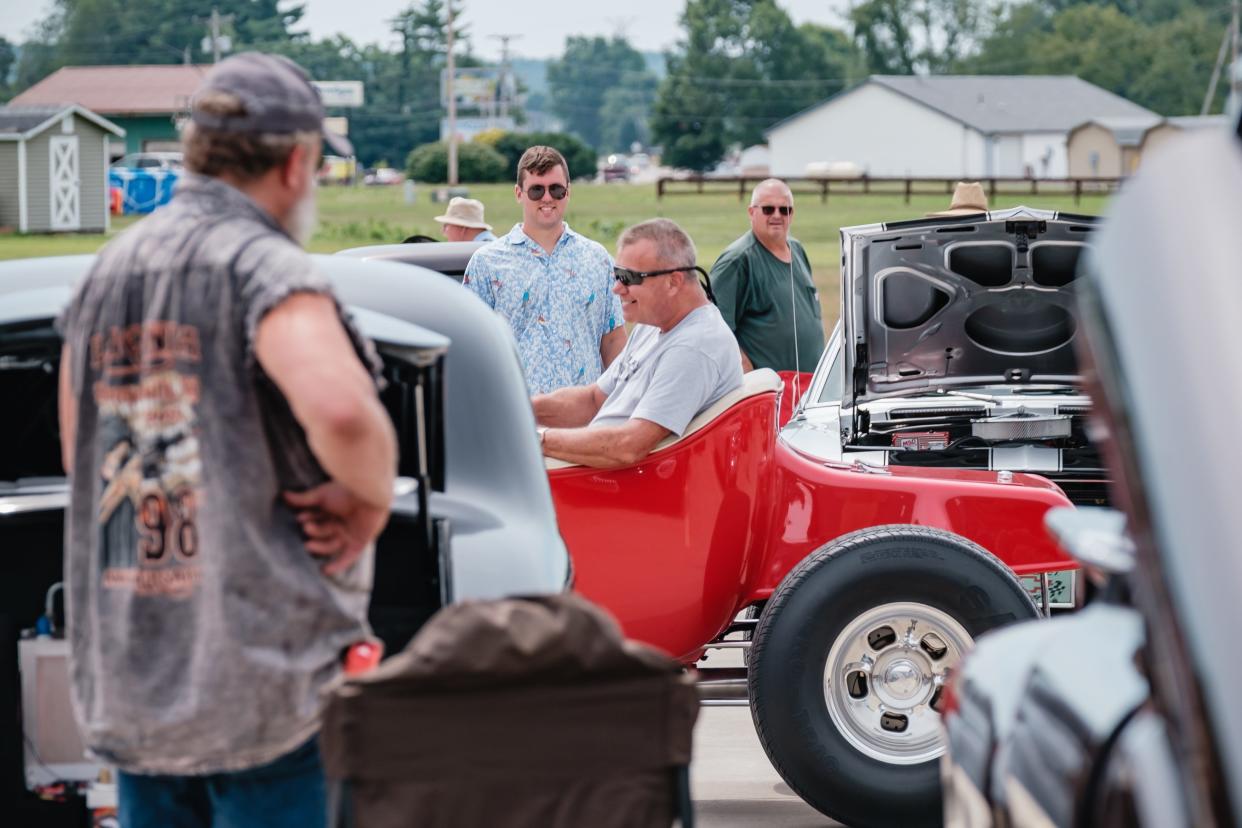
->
[108, 169, 179, 215]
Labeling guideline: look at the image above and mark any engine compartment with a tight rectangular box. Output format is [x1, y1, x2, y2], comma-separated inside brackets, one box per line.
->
[846, 392, 1108, 506]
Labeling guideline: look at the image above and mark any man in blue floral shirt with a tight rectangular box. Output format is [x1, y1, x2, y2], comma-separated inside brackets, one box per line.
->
[463, 146, 626, 394]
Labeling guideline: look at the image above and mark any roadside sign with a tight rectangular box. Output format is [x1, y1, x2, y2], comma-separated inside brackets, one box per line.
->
[440, 116, 515, 142]
[312, 81, 365, 108]
[440, 68, 500, 109]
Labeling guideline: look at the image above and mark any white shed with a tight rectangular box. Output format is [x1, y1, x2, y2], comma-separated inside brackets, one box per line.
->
[765, 75, 1159, 179]
[0, 105, 126, 233]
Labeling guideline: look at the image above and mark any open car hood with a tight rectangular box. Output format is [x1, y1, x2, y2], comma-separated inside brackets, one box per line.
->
[840, 206, 1098, 403]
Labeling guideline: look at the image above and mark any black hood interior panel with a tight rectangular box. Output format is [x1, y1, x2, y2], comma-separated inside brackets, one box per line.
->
[964, 301, 1076, 354]
[854, 213, 1093, 396]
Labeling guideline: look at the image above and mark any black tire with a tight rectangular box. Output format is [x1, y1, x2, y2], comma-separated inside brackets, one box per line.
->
[740, 603, 762, 667]
[748, 525, 1039, 828]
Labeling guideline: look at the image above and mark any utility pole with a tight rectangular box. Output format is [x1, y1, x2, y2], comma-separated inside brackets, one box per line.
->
[1231, 0, 1241, 115]
[1203, 0, 1240, 115]
[605, 17, 636, 40]
[388, 12, 411, 113]
[200, 8, 234, 64]
[1233, 0, 1240, 70]
[490, 34, 521, 122]
[210, 9, 224, 64]
[446, 1, 458, 186]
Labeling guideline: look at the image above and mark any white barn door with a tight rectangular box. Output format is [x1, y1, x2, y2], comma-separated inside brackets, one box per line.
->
[996, 136, 1023, 177]
[49, 135, 81, 231]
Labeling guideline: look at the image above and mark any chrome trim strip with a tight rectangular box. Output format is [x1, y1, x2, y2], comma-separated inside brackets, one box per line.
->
[0, 491, 69, 516]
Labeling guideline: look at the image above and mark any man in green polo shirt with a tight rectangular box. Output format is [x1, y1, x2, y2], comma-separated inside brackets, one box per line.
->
[710, 178, 825, 373]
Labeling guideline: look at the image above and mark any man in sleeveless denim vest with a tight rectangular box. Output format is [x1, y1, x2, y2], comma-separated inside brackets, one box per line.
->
[57, 52, 397, 828]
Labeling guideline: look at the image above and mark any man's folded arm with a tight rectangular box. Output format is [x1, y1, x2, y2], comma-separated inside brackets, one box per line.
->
[533, 383, 608, 427]
[254, 292, 396, 509]
[542, 418, 671, 468]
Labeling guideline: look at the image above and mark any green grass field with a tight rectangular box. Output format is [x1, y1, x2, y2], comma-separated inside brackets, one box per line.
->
[0, 182, 1111, 327]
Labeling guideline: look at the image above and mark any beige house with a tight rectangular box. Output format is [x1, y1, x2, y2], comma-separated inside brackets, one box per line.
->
[1066, 117, 1159, 177]
[1141, 115, 1231, 158]
[0, 105, 125, 233]
[1069, 114, 1232, 177]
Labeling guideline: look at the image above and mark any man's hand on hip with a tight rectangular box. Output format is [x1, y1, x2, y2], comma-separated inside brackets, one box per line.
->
[284, 482, 390, 575]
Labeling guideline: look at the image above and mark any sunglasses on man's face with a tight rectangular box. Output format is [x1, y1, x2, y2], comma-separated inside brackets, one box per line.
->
[614, 264, 718, 304]
[757, 205, 793, 216]
[613, 265, 685, 286]
[613, 264, 711, 286]
[524, 183, 568, 201]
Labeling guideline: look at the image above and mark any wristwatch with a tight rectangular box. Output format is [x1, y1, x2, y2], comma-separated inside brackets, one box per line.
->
[537, 427, 548, 448]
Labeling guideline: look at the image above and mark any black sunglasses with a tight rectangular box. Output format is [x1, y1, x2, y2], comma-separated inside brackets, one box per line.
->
[757, 205, 793, 216]
[523, 183, 568, 200]
[613, 265, 691, 286]
[613, 265, 717, 303]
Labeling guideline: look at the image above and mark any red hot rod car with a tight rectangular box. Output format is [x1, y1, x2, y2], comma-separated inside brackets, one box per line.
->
[546, 206, 1101, 827]
[349, 206, 1100, 827]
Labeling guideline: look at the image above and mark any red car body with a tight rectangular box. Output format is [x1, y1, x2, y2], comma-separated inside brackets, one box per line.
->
[549, 377, 1072, 662]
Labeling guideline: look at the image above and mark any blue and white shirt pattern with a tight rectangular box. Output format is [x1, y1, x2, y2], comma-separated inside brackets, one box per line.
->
[464, 223, 622, 394]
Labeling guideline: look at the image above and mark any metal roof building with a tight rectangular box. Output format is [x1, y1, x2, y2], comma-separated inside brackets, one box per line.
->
[11, 65, 209, 157]
[765, 75, 1161, 179]
[11, 63, 355, 159]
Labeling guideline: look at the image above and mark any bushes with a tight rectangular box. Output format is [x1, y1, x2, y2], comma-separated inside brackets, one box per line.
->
[405, 132, 599, 184]
[490, 132, 597, 182]
[405, 142, 508, 183]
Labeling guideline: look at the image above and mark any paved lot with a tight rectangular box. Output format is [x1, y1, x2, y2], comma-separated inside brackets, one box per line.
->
[691, 704, 839, 827]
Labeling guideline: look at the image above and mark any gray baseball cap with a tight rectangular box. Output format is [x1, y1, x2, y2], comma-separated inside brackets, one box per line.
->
[190, 52, 353, 156]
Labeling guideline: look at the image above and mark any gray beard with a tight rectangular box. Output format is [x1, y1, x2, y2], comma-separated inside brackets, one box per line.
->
[285, 189, 318, 247]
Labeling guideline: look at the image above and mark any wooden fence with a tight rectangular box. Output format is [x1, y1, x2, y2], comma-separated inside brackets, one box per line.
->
[655, 175, 1125, 205]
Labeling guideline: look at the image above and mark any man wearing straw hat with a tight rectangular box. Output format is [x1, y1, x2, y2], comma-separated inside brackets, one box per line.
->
[434, 196, 496, 242]
[928, 181, 990, 217]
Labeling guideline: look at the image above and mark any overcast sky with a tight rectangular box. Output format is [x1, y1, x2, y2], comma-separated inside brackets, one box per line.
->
[2, 0, 852, 61]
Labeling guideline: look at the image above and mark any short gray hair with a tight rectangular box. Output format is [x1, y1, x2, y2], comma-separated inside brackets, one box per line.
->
[750, 178, 793, 207]
[617, 218, 697, 268]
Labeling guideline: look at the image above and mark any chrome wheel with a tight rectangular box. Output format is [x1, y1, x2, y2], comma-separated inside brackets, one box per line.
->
[823, 601, 973, 765]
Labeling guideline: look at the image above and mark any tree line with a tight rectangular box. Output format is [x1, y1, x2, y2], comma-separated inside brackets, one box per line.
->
[1, 0, 1234, 173]
[652, 0, 1236, 169]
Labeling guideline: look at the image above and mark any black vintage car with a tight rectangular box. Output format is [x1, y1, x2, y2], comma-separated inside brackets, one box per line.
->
[940, 119, 1242, 826]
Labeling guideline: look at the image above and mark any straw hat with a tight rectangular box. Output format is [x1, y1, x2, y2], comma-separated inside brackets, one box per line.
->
[927, 181, 989, 217]
[433, 197, 492, 230]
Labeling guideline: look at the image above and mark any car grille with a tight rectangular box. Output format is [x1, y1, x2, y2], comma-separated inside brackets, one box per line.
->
[885, 449, 1110, 506]
[886, 406, 986, 420]
[1048, 478, 1111, 507]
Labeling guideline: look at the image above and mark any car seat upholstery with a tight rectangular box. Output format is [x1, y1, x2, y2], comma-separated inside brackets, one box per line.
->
[545, 368, 782, 470]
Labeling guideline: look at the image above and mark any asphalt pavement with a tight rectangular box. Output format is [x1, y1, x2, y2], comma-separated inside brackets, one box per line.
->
[691, 705, 839, 827]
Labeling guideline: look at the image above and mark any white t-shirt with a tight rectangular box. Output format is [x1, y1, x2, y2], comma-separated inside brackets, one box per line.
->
[592, 304, 743, 435]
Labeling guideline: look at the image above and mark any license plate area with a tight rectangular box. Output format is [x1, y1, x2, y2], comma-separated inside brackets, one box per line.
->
[1019, 569, 1075, 610]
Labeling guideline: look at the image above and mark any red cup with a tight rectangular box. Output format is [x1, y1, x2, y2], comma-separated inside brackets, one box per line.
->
[343, 640, 384, 675]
